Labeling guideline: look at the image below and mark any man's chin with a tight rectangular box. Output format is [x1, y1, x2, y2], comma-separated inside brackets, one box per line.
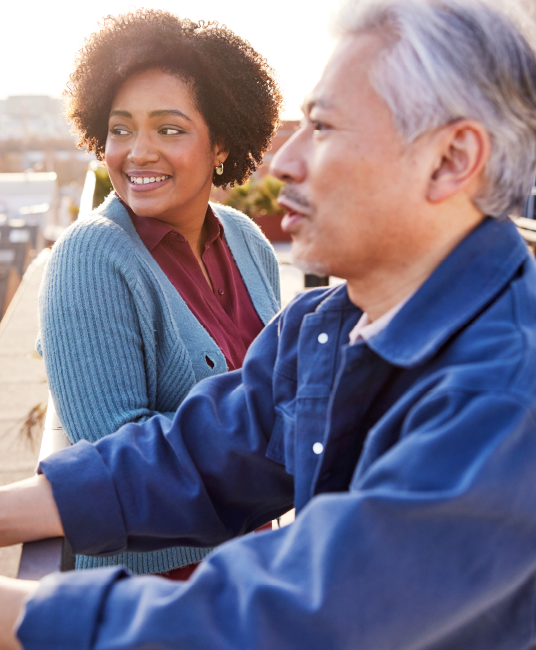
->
[291, 252, 330, 278]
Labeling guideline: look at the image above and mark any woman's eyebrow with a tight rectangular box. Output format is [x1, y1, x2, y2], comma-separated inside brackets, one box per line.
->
[149, 109, 191, 121]
[109, 109, 132, 118]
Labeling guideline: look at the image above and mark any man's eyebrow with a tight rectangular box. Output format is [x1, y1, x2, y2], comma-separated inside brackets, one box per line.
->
[301, 97, 333, 116]
[149, 109, 192, 121]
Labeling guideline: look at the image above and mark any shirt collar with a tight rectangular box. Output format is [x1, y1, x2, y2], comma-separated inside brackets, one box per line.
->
[319, 217, 529, 367]
[118, 194, 224, 253]
[349, 292, 414, 345]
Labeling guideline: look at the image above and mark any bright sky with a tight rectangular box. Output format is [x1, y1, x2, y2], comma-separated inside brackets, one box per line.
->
[0, 0, 339, 120]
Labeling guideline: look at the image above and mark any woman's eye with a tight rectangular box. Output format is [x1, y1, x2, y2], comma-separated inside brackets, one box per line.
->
[111, 127, 130, 136]
[159, 127, 183, 136]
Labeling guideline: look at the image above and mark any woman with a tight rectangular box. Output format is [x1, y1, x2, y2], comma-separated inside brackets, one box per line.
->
[37, 10, 282, 576]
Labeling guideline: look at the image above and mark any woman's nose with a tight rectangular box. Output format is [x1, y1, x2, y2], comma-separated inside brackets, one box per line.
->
[128, 132, 159, 165]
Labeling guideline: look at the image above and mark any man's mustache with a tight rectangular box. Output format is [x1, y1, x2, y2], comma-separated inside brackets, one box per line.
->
[278, 186, 313, 212]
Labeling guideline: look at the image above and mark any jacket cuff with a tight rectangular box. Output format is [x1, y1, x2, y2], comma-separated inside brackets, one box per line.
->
[17, 567, 128, 650]
[39, 441, 127, 556]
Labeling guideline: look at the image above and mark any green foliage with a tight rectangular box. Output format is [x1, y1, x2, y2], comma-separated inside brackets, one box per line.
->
[224, 175, 285, 217]
[93, 166, 114, 209]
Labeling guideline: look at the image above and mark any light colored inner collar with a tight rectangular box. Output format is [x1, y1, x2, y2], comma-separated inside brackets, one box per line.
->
[349, 292, 414, 345]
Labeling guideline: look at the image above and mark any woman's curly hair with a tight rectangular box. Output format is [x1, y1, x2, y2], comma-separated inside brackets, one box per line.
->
[64, 10, 283, 187]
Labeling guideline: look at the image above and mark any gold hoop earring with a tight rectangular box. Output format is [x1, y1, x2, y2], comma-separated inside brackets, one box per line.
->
[215, 162, 224, 176]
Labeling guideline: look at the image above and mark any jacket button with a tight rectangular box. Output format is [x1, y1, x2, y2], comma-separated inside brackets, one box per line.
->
[218, 288, 225, 295]
[312, 442, 324, 454]
[317, 333, 328, 344]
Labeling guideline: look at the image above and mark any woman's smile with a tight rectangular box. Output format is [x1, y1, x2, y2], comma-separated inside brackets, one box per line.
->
[125, 172, 172, 191]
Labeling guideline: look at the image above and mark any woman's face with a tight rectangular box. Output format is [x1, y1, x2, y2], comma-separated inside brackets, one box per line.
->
[105, 68, 225, 227]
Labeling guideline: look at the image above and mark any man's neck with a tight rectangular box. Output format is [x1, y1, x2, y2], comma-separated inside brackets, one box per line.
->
[347, 212, 484, 322]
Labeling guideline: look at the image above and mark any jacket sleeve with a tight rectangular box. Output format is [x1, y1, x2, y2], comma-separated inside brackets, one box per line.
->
[39, 314, 294, 556]
[38, 223, 171, 444]
[26, 388, 536, 650]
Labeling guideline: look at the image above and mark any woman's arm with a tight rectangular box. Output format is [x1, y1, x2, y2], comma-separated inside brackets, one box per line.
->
[39, 223, 164, 444]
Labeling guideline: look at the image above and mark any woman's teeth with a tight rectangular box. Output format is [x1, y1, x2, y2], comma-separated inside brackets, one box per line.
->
[129, 176, 169, 185]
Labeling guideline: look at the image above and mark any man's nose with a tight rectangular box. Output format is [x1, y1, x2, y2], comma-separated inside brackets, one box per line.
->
[270, 129, 307, 184]
[128, 131, 159, 165]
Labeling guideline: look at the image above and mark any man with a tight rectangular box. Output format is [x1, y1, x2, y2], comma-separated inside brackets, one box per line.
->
[2, 0, 536, 647]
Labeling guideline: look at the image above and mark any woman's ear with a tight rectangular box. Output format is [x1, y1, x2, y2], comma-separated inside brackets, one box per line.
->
[213, 140, 230, 165]
[426, 120, 490, 204]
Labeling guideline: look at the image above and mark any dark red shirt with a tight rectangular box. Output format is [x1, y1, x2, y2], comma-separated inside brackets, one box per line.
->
[124, 202, 264, 371]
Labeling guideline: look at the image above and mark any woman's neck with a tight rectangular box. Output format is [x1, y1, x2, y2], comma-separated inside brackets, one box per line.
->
[154, 203, 213, 289]
[170, 212, 208, 260]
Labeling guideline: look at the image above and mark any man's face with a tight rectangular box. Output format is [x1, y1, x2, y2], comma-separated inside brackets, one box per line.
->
[271, 34, 433, 285]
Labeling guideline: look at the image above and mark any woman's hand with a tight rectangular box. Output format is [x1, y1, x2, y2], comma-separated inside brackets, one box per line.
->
[0, 476, 64, 547]
[0, 577, 38, 650]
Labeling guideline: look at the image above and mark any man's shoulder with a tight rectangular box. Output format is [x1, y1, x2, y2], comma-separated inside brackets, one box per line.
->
[278, 284, 350, 335]
[428, 256, 536, 405]
[286, 284, 346, 313]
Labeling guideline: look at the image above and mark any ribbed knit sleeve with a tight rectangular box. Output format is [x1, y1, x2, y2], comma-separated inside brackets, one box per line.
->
[256, 241, 281, 310]
[39, 218, 162, 444]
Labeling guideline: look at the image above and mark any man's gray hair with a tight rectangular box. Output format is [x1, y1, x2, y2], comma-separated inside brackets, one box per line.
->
[334, 0, 536, 217]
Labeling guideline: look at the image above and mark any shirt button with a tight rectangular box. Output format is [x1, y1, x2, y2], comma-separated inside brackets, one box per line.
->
[218, 288, 225, 295]
[317, 333, 328, 344]
[312, 442, 324, 455]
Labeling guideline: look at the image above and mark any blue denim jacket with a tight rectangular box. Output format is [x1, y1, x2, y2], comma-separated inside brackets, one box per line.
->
[21, 217, 536, 649]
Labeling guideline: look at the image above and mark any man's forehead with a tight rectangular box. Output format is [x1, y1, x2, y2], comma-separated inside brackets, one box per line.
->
[303, 34, 384, 118]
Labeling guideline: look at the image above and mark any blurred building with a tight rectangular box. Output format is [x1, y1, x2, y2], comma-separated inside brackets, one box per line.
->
[0, 96, 71, 142]
[0, 172, 59, 247]
[0, 95, 92, 187]
[0, 171, 61, 320]
[0, 96, 92, 321]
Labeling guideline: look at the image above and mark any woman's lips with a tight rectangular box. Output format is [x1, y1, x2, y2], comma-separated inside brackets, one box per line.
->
[126, 174, 171, 192]
[281, 211, 306, 232]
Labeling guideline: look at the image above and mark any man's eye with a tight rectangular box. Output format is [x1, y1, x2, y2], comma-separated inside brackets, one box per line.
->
[312, 120, 328, 132]
[159, 127, 183, 135]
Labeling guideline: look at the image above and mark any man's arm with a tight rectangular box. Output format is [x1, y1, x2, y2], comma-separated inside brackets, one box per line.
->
[0, 315, 293, 556]
[16, 390, 536, 650]
[0, 578, 37, 650]
[0, 476, 63, 547]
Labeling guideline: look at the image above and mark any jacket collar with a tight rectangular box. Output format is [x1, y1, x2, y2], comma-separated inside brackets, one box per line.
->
[318, 217, 530, 367]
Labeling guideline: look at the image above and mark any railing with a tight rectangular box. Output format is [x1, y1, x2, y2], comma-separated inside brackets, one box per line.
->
[512, 216, 536, 254]
[17, 395, 75, 580]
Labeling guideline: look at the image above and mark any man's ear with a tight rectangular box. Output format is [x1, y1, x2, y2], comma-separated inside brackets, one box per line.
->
[426, 120, 490, 204]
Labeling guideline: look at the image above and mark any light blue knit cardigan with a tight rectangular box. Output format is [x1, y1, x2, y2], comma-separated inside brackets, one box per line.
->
[37, 193, 281, 574]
